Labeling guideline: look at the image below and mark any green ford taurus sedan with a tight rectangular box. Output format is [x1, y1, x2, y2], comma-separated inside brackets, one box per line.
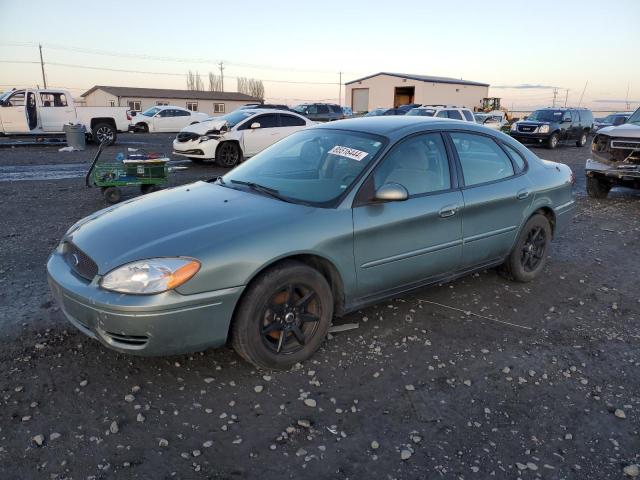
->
[47, 117, 575, 369]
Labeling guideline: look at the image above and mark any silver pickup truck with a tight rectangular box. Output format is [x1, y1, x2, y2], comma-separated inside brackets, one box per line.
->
[587, 107, 640, 198]
[0, 88, 130, 145]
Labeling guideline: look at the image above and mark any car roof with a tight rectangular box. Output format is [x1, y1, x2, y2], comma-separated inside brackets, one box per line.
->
[313, 115, 490, 137]
[241, 108, 303, 115]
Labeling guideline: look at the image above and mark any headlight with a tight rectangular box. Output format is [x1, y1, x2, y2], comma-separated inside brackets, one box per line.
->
[101, 258, 200, 294]
[538, 125, 550, 134]
[510, 123, 517, 132]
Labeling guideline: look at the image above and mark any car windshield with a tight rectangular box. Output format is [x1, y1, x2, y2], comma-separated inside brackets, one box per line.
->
[221, 128, 386, 206]
[141, 107, 161, 117]
[628, 108, 640, 125]
[0, 90, 13, 102]
[211, 110, 256, 128]
[474, 114, 488, 122]
[406, 109, 436, 117]
[365, 108, 386, 117]
[527, 110, 564, 122]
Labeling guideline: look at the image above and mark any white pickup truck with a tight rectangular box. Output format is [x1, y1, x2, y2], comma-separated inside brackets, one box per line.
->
[0, 88, 130, 145]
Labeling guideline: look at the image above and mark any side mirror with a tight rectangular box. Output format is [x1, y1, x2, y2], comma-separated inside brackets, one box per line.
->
[374, 183, 408, 202]
[250, 122, 261, 129]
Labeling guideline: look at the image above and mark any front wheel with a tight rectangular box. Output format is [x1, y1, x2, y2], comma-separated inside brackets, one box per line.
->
[215, 142, 242, 168]
[502, 214, 552, 283]
[586, 176, 610, 199]
[93, 123, 117, 145]
[231, 261, 333, 369]
[103, 186, 121, 204]
[547, 133, 559, 149]
[576, 131, 588, 147]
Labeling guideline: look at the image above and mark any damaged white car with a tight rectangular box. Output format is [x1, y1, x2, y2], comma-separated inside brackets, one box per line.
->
[587, 106, 640, 198]
[172, 109, 313, 167]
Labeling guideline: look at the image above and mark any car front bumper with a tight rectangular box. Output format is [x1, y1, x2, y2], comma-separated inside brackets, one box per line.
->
[585, 158, 640, 179]
[510, 133, 550, 143]
[47, 250, 244, 356]
[172, 138, 219, 159]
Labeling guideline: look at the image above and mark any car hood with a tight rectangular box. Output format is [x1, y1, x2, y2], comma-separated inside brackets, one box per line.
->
[179, 118, 228, 135]
[65, 181, 308, 274]
[596, 123, 640, 138]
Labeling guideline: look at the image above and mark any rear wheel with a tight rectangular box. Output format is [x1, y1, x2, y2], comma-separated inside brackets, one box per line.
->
[93, 123, 117, 145]
[502, 214, 551, 283]
[231, 261, 333, 369]
[103, 186, 121, 204]
[576, 131, 588, 147]
[215, 142, 242, 168]
[547, 133, 559, 149]
[586, 176, 610, 199]
[136, 123, 149, 133]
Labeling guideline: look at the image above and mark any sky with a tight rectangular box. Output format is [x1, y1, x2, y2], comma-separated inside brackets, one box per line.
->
[0, 0, 638, 111]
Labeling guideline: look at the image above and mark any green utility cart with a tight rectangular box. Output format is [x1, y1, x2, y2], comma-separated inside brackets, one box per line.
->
[86, 142, 170, 204]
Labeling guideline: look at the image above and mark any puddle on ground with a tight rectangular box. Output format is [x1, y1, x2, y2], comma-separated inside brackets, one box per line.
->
[0, 163, 87, 181]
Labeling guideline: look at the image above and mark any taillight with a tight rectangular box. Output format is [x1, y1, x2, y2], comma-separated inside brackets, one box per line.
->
[126, 113, 132, 121]
[570, 171, 576, 185]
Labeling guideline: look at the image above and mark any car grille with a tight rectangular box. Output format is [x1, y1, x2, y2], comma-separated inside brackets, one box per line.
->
[176, 132, 200, 142]
[174, 148, 204, 155]
[103, 331, 149, 348]
[518, 124, 538, 133]
[63, 242, 98, 281]
[611, 139, 640, 150]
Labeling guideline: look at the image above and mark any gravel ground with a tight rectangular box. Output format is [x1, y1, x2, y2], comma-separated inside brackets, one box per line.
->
[1, 133, 639, 479]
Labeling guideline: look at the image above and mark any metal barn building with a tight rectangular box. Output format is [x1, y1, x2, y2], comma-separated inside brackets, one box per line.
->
[345, 72, 490, 113]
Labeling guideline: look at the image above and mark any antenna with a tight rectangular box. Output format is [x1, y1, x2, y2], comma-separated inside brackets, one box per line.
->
[577, 81, 588, 107]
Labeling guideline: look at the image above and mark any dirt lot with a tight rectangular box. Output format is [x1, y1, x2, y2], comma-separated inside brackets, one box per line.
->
[1, 133, 638, 479]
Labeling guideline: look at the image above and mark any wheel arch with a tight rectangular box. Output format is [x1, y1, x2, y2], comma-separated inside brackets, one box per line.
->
[228, 253, 347, 340]
[90, 117, 117, 131]
[533, 206, 556, 237]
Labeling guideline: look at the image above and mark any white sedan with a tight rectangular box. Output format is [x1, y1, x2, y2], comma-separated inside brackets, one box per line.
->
[131, 106, 209, 133]
[172, 109, 314, 167]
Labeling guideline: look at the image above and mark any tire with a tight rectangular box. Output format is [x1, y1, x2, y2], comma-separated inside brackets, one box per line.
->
[103, 186, 121, 204]
[231, 260, 334, 369]
[547, 133, 559, 149]
[576, 131, 588, 147]
[215, 142, 242, 168]
[586, 176, 610, 199]
[502, 214, 552, 283]
[93, 123, 117, 145]
[136, 123, 149, 133]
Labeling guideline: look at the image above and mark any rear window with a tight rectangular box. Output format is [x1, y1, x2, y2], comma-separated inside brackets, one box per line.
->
[446, 110, 463, 120]
[462, 110, 474, 122]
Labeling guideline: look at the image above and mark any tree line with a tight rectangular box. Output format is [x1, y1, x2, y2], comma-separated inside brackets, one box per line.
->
[186, 70, 264, 100]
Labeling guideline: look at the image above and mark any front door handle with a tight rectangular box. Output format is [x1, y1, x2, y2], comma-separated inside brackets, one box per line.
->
[516, 189, 530, 200]
[439, 204, 459, 218]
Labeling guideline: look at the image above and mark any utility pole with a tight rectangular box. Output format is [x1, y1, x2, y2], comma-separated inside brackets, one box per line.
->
[564, 89, 569, 107]
[38, 44, 47, 88]
[338, 71, 342, 106]
[218, 62, 224, 92]
[625, 82, 630, 110]
[552, 88, 558, 107]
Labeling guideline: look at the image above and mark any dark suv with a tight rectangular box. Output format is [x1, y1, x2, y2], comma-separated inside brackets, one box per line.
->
[292, 103, 344, 122]
[510, 107, 593, 149]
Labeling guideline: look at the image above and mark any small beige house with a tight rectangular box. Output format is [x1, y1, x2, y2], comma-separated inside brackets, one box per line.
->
[345, 72, 490, 113]
[80, 86, 260, 116]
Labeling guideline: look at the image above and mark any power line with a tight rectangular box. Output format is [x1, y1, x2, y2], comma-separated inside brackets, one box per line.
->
[0, 60, 341, 85]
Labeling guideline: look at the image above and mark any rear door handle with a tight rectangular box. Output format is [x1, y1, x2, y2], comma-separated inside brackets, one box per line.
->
[439, 205, 459, 218]
[516, 189, 530, 200]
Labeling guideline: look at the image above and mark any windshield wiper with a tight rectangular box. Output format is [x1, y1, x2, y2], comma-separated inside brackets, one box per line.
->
[229, 179, 291, 202]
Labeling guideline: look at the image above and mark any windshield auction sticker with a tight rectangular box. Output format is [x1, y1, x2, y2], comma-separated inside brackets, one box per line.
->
[328, 146, 369, 161]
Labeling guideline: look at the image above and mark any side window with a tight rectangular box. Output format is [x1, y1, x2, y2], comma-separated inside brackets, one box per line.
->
[373, 133, 451, 196]
[329, 105, 342, 113]
[253, 114, 278, 128]
[175, 109, 190, 117]
[447, 109, 463, 120]
[317, 105, 330, 114]
[40, 93, 68, 107]
[462, 110, 474, 122]
[436, 110, 448, 118]
[502, 143, 527, 173]
[562, 111, 572, 122]
[571, 110, 579, 123]
[306, 105, 318, 114]
[158, 109, 171, 117]
[450, 132, 515, 186]
[280, 114, 306, 127]
[6, 91, 25, 107]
